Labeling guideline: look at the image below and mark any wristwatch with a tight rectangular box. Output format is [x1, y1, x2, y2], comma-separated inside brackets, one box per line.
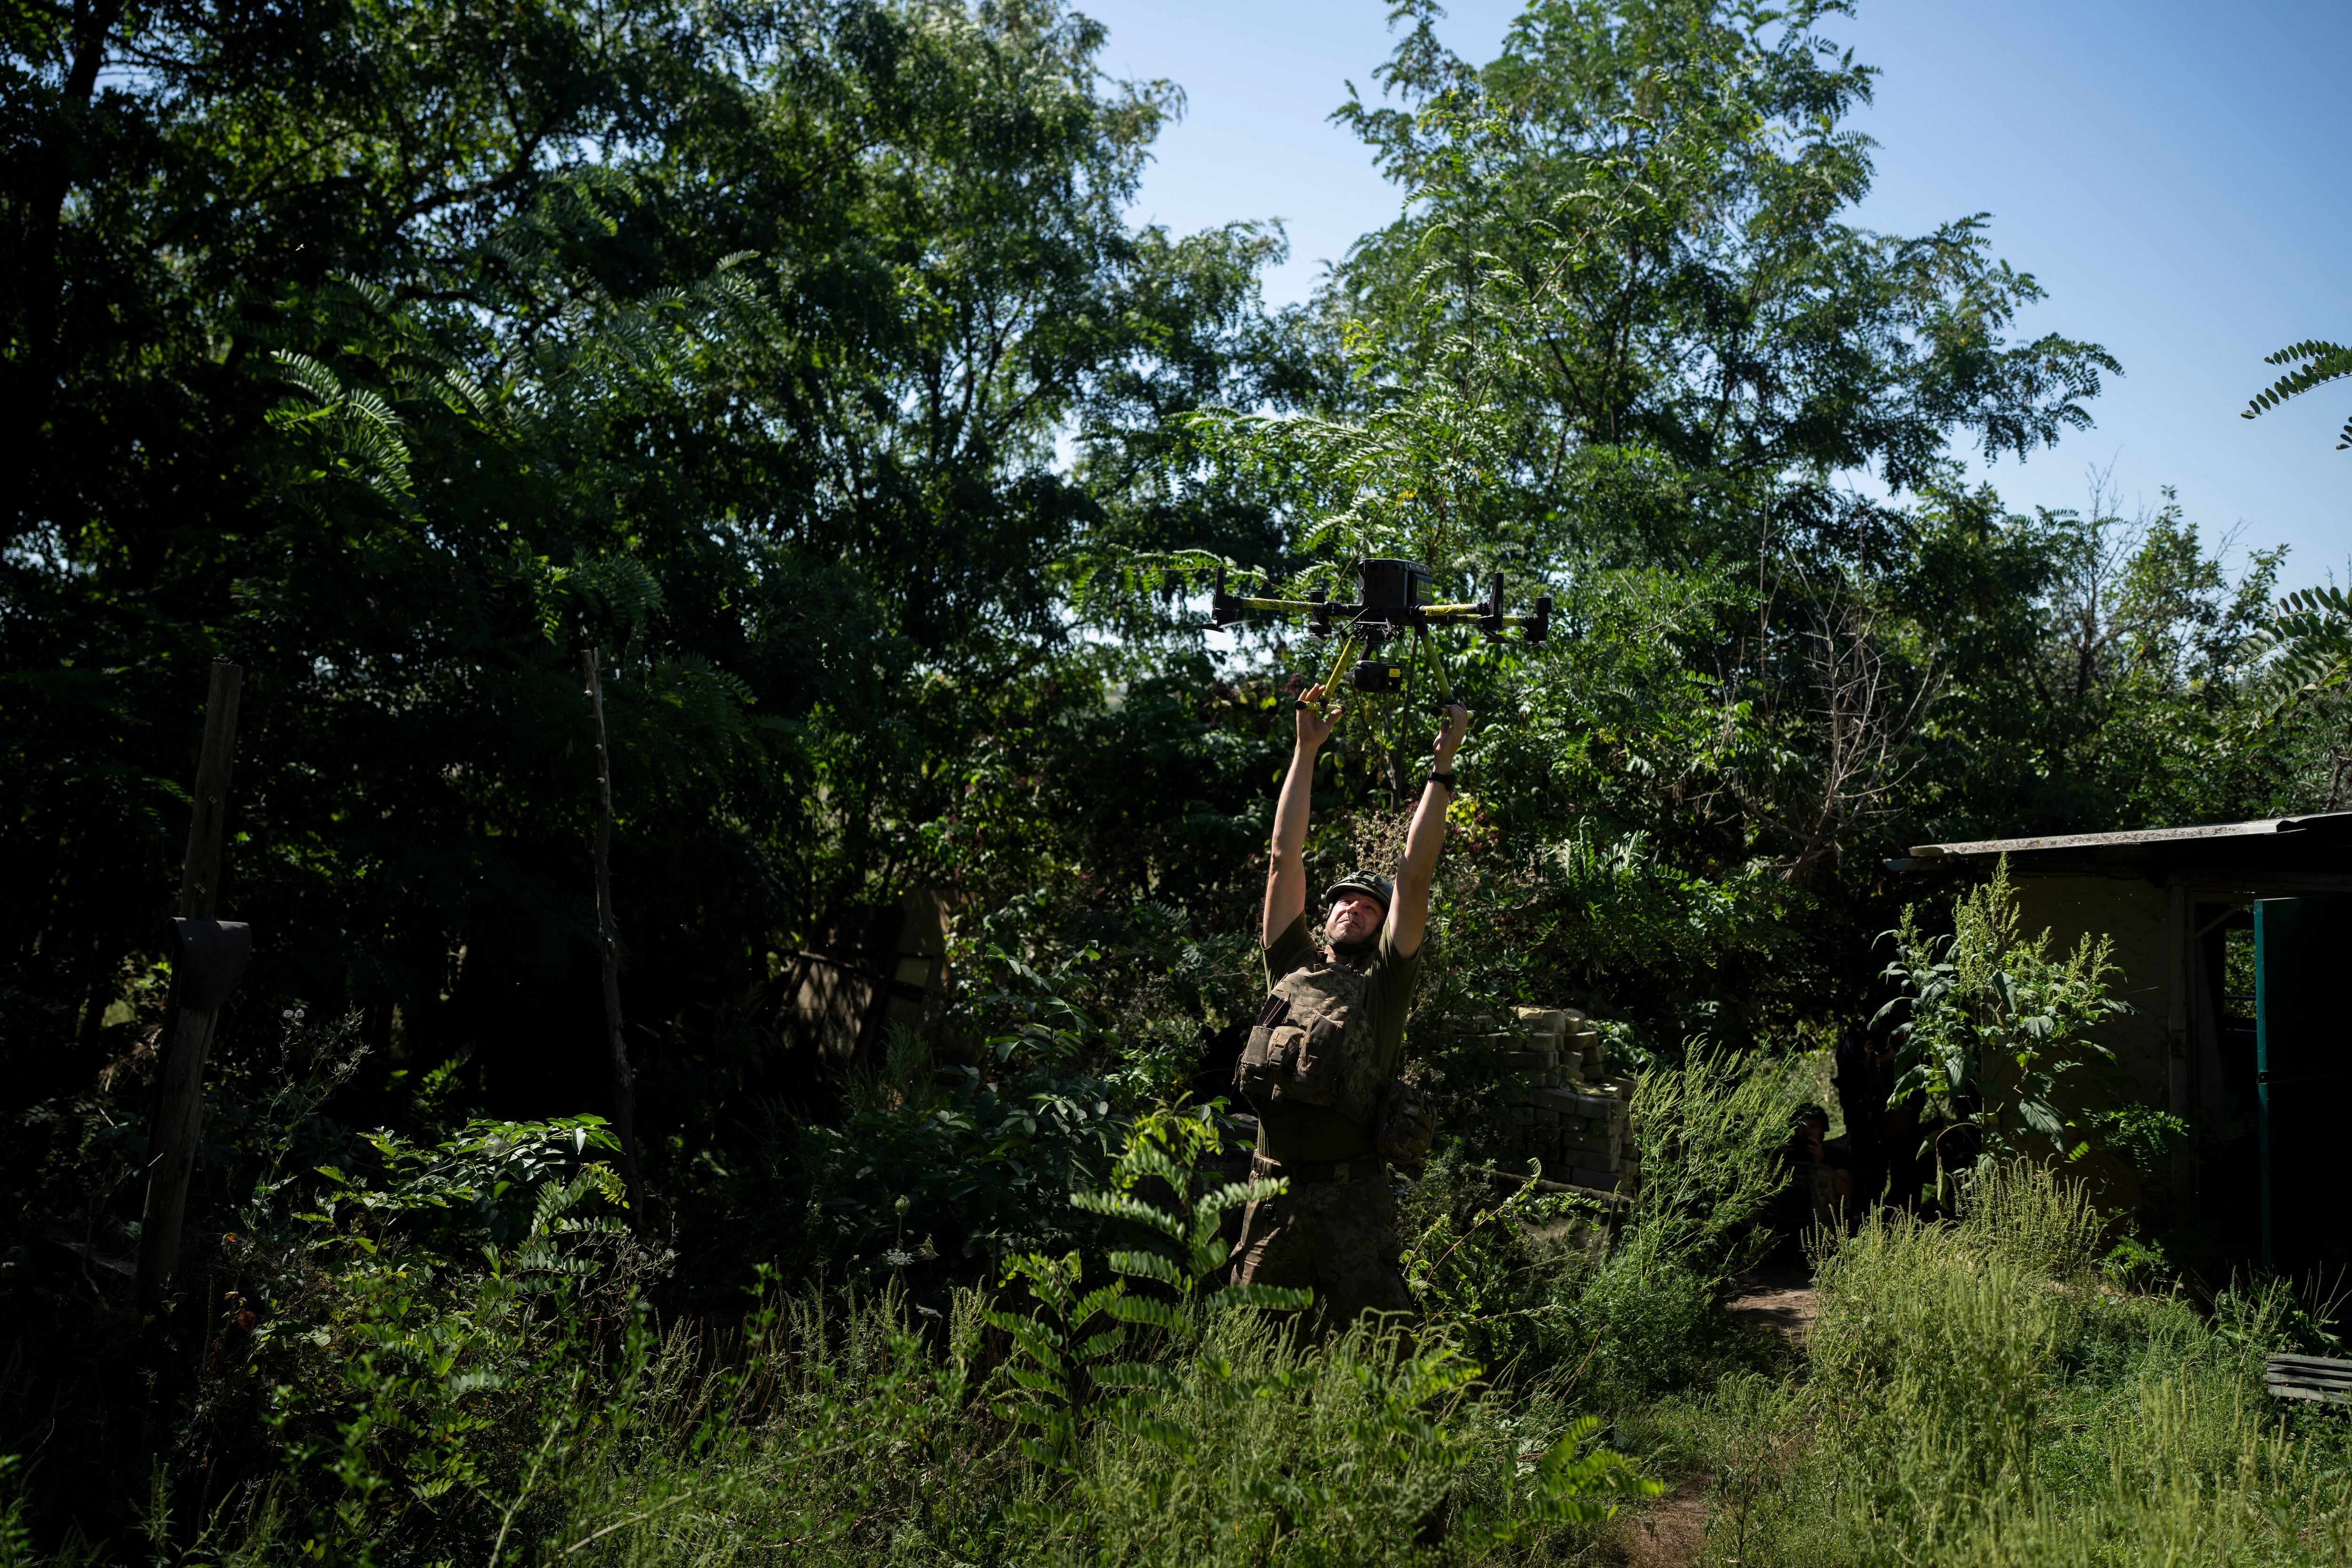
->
[1426, 769, 1457, 790]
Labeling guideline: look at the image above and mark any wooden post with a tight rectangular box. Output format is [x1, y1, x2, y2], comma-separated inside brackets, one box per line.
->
[135, 659, 241, 1298]
[583, 650, 647, 1226]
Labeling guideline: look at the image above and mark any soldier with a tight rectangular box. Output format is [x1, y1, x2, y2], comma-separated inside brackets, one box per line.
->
[1230, 685, 1469, 1326]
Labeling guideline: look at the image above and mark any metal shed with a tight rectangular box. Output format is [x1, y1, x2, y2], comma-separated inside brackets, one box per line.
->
[1892, 812, 2352, 1273]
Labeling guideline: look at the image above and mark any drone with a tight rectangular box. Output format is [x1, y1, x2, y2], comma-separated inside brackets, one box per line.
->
[1205, 557, 1553, 717]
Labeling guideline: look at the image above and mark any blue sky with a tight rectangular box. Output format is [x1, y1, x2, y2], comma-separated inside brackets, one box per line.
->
[1080, 0, 2350, 596]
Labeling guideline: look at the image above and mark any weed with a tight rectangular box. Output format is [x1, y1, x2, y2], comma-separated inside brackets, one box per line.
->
[1708, 1160, 2352, 1566]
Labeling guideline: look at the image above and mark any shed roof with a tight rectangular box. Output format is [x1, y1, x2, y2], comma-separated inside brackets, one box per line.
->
[1891, 810, 2352, 894]
[1908, 812, 2352, 861]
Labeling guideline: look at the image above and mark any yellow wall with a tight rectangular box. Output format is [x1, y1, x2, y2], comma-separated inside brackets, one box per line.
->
[2005, 874, 2177, 1214]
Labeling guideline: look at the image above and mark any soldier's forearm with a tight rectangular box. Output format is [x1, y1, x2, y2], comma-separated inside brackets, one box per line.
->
[1398, 780, 1449, 888]
[1386, 715, 1460, 960]
[1270, 737, 1319, 862]
[1398, 721, 1459, 884]
[1263, 738, 1319, 944]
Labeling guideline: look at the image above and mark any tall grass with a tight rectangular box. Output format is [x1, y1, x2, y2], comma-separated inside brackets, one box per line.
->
[515, 1304, 1645, 1568]
[148, 1113, 1653, 1566]
[1709, 1161, 2352, 1566]
[202, 1291, 1648, 1567]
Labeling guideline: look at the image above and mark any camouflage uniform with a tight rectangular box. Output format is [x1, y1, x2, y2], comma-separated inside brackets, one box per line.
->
[1232, 1153, 1416, 1325]
[1232, 895, 1424, 1327]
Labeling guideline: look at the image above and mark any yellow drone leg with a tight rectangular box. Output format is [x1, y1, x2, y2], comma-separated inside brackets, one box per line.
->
[1391, 630, 1421, 799]
[1420, 628, 1455, 704]
[1311, 635, 1359, 716]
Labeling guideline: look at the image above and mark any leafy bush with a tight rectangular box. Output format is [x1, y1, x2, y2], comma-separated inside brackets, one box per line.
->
[724, 940, 1161, 1294]
[1877, 857, 2137, 1200]
[1398, 1048, 1799, 1407]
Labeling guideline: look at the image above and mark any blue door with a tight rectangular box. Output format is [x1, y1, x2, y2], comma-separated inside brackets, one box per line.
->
[2255, 896, 2352, 1273]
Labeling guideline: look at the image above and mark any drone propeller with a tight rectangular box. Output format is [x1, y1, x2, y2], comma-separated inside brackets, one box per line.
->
[1476, 571, 1506, 640]
[1209, 566, 1248, 629]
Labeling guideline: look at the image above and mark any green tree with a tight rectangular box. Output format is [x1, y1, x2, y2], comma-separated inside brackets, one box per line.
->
[0, 0, 1289, 1192]
[1333, 0, 2117, 537]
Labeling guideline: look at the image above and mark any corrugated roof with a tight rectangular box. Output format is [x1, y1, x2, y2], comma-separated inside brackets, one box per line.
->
[1908, 812, 2352, 861]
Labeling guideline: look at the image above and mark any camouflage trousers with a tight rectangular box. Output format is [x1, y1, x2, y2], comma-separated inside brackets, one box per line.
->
[1232, 1154, 1417, 1328]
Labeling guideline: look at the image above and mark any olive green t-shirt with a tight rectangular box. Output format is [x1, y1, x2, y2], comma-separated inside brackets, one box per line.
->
[1253, 912, 1422, 1164]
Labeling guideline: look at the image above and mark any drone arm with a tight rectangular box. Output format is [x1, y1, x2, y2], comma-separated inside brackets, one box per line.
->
[1422, 606, 1549, 636]
[1209, 568, 1342, 629]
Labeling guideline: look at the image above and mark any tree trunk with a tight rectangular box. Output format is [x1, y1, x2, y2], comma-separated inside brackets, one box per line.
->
[583, 649, 648, 1228]
[135, 659, 240, 1299]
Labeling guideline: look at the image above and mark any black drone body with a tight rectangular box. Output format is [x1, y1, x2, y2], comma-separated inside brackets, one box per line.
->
[1207, 557, 1552, 715]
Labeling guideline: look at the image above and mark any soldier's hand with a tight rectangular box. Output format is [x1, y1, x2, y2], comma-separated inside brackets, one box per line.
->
[1296, 684, 1337, 749]
[1435, 702, 1470, 763]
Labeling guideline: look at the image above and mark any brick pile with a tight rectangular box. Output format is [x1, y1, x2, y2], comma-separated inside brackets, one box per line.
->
[1448, 1006, 1640, 1194]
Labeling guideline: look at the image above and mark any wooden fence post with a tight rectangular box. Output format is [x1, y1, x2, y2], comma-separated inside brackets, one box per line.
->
[583, 649, 648, 1226]
[135, 659, 242, 1298]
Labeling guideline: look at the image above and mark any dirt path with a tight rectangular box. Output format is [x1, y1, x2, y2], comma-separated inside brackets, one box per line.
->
[1618, 1477, 1710, 1567]
[1610, 1268, 1818, 1567]
[1721, 1265, 1818, 1349]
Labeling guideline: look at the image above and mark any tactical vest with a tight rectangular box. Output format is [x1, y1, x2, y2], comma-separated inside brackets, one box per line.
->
[1235, 957, 1385, 1129]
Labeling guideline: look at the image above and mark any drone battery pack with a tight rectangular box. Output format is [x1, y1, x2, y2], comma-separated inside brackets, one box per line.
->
[1350, 659, 1406, 693]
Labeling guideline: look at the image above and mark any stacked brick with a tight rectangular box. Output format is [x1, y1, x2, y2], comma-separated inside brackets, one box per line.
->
[1449, 1006, 1640, 1195]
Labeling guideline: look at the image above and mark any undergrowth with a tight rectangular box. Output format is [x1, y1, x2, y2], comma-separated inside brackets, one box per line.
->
[1693, 1161, 2352, 1566]
[22, 1108, 1658, 1565]
[20, 973, 2335, 1568]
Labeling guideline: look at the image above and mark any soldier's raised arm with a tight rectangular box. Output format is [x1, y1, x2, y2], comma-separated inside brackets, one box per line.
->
[1385, 701, 1469, 961]
[1263, 684, 1336, 947]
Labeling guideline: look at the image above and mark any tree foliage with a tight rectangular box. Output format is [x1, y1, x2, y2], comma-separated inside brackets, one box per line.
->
[3, 0, 2347, 1549]
[2243, 338, 2352, 451]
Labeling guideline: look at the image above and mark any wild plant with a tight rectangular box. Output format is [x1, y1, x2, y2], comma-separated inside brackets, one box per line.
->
[223, 1120, 649, 1562]
[1618, 1043, 1798, 1287]
[1876, 856, 2137, 1203]
[1399, 1152, 1599, 1377]
[982, 1104, 1303, 1470]
[1715, 1159, 2352, 1567]
[1399, 1049, 1795, 1404]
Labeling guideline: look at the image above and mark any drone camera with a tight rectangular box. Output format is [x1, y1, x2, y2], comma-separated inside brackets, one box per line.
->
[1527, 595, 1553, 645]
[1349, 659, 1408, 694]
[1307, 589, 1332, 638]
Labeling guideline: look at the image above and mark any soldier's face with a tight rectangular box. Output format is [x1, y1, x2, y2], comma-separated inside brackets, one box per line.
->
[1327, 891, 1385, 945]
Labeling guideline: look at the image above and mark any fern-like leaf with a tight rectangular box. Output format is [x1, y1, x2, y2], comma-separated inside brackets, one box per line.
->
[2242, 337, 2352, 448]
[2249, 583, 2352, 723]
